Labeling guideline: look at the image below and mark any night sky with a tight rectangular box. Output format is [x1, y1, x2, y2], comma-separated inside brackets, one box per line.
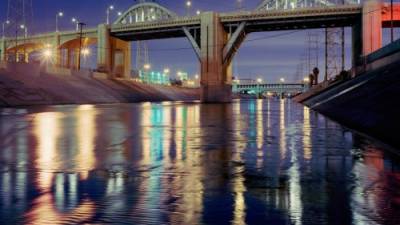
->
[0, 0, 397, 82]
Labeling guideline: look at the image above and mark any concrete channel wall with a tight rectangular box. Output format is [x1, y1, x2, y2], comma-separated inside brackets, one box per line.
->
[0, 62, 200, 107]
[297, 41, 400, 148]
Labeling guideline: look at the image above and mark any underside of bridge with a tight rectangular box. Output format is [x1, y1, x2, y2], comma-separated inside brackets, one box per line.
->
[1, 0, 400, 103]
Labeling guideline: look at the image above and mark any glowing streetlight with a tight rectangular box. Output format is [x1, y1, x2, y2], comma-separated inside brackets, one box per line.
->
[20, 24, 27, 37]
[43, 49, 53, 58]
[280, 78, 285, 83]
[106, 5, 114, 25]
[144, 63, 151, 70]
[2, 20, 10, 38]
[257, 78, 263, 83]
[81, 48, 90, 56]
[195, 74, 199, 79]
[56, 11, 63, 32]
[20, 24, 28, 62]
[163, 68, 170, 74]
[71, 17, 79, 31]
[118, 11, 122, 16]
[303, 77, 310, 83]
[186, 1, 192, 17]
[196, 10, 201, 15]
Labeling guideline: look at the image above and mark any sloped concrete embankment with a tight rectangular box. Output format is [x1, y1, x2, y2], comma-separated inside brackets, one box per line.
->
[295, 41, 400, 148]
[0, 63, 200, 107]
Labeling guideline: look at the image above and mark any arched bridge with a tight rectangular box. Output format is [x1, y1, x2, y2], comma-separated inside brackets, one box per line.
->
[0, 0, 399, 102]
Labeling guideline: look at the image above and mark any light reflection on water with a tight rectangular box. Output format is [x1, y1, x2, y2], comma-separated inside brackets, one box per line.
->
[0, 99, 399, 225]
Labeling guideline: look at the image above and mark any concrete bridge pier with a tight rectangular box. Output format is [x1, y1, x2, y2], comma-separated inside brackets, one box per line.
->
[200, 12, 231, 103]
[352, 0, 383, 69]
[97, 24, 131, 78]
[191, 12, 245, 103]
[53, 33, 61, 66]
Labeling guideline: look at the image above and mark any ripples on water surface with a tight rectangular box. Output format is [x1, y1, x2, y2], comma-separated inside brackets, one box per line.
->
[0, 99, 399, 225]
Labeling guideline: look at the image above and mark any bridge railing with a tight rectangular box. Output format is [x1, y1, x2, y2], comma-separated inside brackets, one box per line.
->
[256, 0, 360, 11]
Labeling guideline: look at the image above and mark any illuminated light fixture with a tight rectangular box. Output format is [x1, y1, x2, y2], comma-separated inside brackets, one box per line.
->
[186, 1, 192, 7]
[118, 12, 122, 16]
[303, 77, 310, 82]
[257, 78, 263, 83]
[81, 48, 90, 56]
[43, 49, 52, 58]
[196, 10, 201, 15]
[144, 64, 151, 70]
[280, 78, 285, 83]
[163, 68, 170, 74]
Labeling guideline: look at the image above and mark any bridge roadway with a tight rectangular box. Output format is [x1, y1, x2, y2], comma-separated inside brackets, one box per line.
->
[111, 5, 362, 40]
[0, 0, 399, 103]
[233, 83, 306, 95]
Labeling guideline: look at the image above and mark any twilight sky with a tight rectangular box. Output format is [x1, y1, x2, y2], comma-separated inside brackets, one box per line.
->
[0, 0, 397, 82]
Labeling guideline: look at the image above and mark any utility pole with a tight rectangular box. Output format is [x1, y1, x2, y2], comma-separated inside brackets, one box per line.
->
[77, 22, 86, 70]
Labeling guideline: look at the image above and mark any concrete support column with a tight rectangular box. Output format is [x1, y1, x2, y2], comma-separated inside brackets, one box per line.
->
[200, 12, 232, 103]
[97, 24, 112, 74]
[0, 39, 5, 61]
[362, 0, 382, 56]
[352, 16, 363, 67]
[73, 48, 80, 70]
[53, 33, 61, 66]
[66, 49, 71, 68]
[111, 38, 131, 78]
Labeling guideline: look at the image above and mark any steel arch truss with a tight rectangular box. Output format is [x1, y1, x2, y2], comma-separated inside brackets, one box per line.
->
[114, 2, 177, 25]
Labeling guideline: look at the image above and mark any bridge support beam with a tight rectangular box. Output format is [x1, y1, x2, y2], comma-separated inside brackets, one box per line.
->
[97, 24, 131, 78]
[198, 12, 246, 103]
[111, 38, 131, 78]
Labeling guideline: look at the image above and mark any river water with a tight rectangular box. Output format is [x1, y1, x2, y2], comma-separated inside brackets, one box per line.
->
[0, 99, 399, 225]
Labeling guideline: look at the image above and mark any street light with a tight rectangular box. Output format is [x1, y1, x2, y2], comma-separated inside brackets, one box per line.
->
[56, 11, 63, 32]
[20, 24, 28, 62]
[72, 17, 79, 31]
[280, 78, 285, 83]
[186, 1, 192, 17]
[196, 10, 201, 16]
[163, 68, 170, 74]
[118, 11, 122, 17]
[81, 48, 90, 56]
[144, 63, 151, 70]
[2, 20, 10, 38]
[106, 5, 114, 25]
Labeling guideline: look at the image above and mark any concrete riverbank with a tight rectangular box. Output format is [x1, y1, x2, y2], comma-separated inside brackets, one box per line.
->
[0, 62, 200, 107]
[295, 40, 400, 148]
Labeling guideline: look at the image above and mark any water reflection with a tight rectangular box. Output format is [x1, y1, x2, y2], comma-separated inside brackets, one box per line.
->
[0, 100, 399, 224]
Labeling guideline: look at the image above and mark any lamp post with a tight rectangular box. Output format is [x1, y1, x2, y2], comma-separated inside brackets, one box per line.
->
[20, 24, 27, 62]
[186, 1, 192, 17]
[56, 12, 63, 32]
[72, 18, 79, 31]
[106, 5, 114, 25]
[257, 78, 262, 98]
[279, 78, 285, 99]
[2, 20, 10, 39]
